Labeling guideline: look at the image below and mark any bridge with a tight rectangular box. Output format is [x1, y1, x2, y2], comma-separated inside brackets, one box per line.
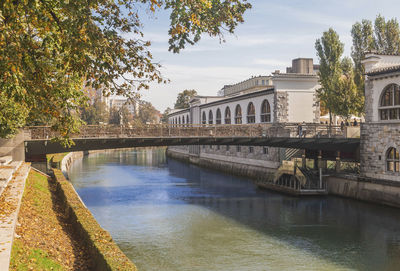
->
[24, 123, 360, 162]
[20, 123, 361, 195]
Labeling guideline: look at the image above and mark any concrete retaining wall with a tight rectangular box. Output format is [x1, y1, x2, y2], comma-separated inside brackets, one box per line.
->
[327, 175, 400, 208]
[168, 148, 400, 208]
[167, 148, 276, 181]
[0, 130, 29, 161]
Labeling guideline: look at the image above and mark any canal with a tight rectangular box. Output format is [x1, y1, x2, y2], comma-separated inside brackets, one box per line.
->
[68, 148, 400, 271]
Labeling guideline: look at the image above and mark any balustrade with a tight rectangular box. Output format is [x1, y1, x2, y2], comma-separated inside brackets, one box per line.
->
[26, 123, 349, 140]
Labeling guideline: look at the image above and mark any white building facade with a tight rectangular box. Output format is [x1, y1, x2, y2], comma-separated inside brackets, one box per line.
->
[109, 97, 138, 117]
[167, 58, 320, 171]
[361, 52, 400, 181]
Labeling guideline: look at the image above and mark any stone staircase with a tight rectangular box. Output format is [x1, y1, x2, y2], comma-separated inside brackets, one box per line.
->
[0, 156, 30, 271]
[0, 156, 23, 198]
[284, 148, 303, 161]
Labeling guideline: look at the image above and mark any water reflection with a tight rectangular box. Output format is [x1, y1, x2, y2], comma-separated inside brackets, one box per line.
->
[68, 148, 400, 271]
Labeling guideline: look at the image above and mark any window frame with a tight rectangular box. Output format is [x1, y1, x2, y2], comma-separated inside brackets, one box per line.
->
[260, 99, 271, 123]
[235, 104, 242, 124]
[216, 108, 222, 124]
[224, 107, 231, 124]
[379, 84, 400, 121]
[247, 102, 256, 123]
[208, 110, 213, 125]
[386, 147, 400, 173]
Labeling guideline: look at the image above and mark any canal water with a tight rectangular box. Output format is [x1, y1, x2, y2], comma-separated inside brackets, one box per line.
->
[68, 148, 400, 271]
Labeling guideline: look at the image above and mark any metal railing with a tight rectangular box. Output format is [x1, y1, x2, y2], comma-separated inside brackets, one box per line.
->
[26, 123, 350, 140]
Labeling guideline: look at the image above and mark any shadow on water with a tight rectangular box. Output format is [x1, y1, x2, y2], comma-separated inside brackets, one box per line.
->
[165, 157, 400, 271]
[69, 148, 400, 271]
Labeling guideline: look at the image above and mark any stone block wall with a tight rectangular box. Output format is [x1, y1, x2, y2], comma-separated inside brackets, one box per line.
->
[274, 91, 288, 123]
[360, 123, 400, 181]
[364, 79, 374, 123]
[313, 91, 320, 123]
[168, 144, 280, 170]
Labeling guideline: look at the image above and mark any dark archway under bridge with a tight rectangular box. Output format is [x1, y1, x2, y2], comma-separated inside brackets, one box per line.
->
[25, 136, 360, 162]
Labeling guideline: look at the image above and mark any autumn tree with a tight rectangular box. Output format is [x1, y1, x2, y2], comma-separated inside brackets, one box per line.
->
[351, 20, 375, 94]
[335, 58, 364, 120]
[0, 0, 251, 141]
[161, 107, 172, 123]
[351, 15, 400, 93]
[80, 99, 109, 125]
[109, 106, 132, 126]
[174, 89, 198, 109]
[138, 101, 159, 124]
[315, 28, 344, 125]
[316, 29, 364, 124]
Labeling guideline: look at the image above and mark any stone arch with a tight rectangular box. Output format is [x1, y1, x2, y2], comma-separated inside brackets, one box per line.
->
[224, 107, 231, 124]
[379, 83, 400, 120]
[386, 147, 400, 172]
[208, 110, 213, 124]
[247, 102, 255, 123]
[235, 104, 242, 124]
[260, 99, 271, 123]
[216, 108, 222, 124]
[202, 111, 207, 125]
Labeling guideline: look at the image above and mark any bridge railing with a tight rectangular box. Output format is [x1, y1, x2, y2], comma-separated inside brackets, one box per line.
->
[26, 123, 350, 140]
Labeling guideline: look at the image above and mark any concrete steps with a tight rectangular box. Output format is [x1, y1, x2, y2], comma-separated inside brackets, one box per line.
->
[0, 156, 12, 166]
[0, 159, 23, 198]
[0, 163, 30, 271]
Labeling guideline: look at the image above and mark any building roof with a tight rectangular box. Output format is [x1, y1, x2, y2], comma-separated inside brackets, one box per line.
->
[365, 65, 400, 76]
[365, 51, 400, 56]
[199, 87, 274, 109]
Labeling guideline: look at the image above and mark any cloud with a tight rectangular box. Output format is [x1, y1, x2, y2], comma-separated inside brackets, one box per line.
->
[253, 2, 354, 29]
[251, 59, 289, 67]
[140, 63, 274, 111]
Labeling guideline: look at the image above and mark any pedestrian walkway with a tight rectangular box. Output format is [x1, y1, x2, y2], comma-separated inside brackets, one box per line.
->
[0, 161, 30, 271]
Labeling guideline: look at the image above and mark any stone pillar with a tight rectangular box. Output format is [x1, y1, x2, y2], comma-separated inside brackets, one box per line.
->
[301, 149, 306, 168]
[317, 150, 324, 169]
[335, 151, 341, 173]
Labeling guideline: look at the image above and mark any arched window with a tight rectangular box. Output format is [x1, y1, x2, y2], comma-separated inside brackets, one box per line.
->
[216, 108, 222, 124]
[387, 147, 400, 172]
[235, 105, 242, 124]
[225, 107, 231, 124]
[186, 115, 189, 125]
[182, 115, 185, 124]
[208, 110, 213, 124]
[247, 102, 255, 123]
[202, 111, 207, 125]
[380, 84, 400, 120]
[178, 116, 181, 125]
[261, 100, 271, 123]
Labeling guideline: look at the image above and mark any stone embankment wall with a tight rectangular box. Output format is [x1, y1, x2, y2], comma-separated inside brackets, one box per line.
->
[53, 151, 137, 271]
[327, 175, 400, 208]
[167, 148, 400, 209]
[167, 148, 277, 181]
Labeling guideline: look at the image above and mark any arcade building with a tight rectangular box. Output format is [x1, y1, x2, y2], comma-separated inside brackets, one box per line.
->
[167, 58, 320, 173]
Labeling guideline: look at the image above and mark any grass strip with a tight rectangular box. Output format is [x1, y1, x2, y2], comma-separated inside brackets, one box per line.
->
[53, 169, 137, 271]
[10, 170, 92, 270]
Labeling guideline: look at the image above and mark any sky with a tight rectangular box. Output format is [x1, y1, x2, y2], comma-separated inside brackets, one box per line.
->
[132, 0, 400, 111]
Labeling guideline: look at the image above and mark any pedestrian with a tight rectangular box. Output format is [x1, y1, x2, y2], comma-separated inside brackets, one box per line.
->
[298, 122, 303, 138]
[345, 120, 349, 126]
[353, 119, 358, 126]
[340, 121, 344, 131]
